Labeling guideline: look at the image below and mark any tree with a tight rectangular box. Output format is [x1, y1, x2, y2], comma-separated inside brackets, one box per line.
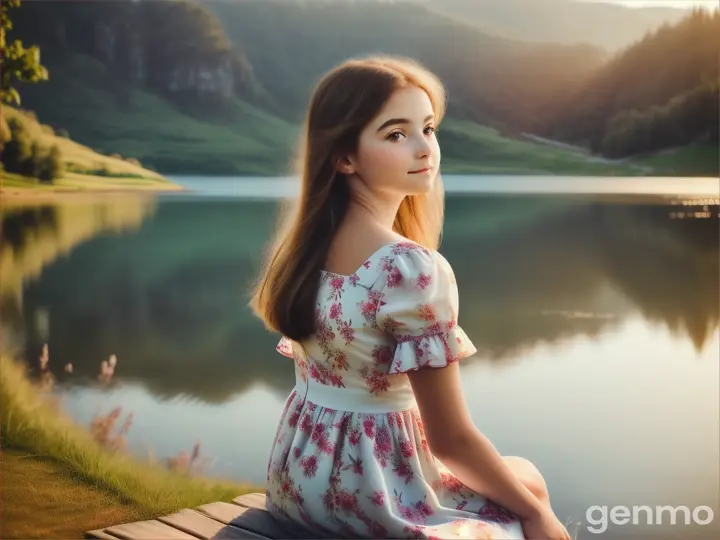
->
[1, 0, 48, 105]
[38, 145, 63, 183]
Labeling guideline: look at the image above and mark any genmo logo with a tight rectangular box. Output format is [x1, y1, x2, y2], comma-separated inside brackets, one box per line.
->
[585, 505, 715, 534]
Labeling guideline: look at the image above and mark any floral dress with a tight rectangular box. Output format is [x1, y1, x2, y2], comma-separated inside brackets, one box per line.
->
[266, 241, 525, 539]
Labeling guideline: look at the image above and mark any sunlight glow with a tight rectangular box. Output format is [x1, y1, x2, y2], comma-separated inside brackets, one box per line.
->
[584, 0, 718, 9]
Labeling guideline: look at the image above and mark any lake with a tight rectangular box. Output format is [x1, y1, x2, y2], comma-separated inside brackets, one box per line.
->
[2, 175, 718, 539]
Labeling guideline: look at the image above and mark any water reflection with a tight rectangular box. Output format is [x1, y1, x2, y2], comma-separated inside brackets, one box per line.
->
[1, 194, 716, 404]
[0, 198, 156, 352]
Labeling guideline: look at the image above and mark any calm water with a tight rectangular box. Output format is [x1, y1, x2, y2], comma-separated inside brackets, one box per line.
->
[2, 175, 718, 539]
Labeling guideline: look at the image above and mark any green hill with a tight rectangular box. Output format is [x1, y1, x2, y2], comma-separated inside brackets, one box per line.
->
[0, 104, 180, 192]
[7, 0, 717, 177]
[12, 52, 646, 177]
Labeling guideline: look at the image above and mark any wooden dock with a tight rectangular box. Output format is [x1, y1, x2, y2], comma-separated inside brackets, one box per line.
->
[84, 493, 315, 540]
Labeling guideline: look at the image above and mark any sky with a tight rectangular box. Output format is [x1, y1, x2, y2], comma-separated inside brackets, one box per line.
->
[583, 0, 718, 8]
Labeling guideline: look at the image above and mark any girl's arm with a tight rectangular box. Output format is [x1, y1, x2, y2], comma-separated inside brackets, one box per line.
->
[408, 362, 545, 521]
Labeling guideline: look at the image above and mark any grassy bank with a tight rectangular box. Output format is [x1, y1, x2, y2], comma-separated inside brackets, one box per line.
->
[1, 104, 183, 195]
[0, 355, 260, 538]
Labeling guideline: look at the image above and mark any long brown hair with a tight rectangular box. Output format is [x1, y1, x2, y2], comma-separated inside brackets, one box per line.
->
[248, 55, 447, 342]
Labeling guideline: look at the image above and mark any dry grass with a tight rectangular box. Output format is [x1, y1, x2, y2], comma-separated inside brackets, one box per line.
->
[0, 354, 260, 537]
[0, 450, 143, 539]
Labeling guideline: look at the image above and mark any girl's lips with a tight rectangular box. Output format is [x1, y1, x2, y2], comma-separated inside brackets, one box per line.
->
[409, 167, 431, 174]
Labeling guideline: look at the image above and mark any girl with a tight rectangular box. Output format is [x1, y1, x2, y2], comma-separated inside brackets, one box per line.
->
[249, 55, 570, 540]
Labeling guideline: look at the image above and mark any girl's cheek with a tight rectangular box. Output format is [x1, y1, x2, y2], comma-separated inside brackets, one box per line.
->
[372, 145, 402, 167]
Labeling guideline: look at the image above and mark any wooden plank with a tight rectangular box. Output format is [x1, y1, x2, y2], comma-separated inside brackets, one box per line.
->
[232, 493, 266, 509]
[209, 524, 270, 540]
[156, 508, 227, 539]
[230, 493, 324, 539]
[103, 519, 197, 540]
[198, 501, 300, 539]
[84, 529, 123, 540]
[196, 502, 247, 525]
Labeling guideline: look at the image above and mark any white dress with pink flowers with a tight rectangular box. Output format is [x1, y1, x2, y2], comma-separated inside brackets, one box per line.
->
[266, 241, 525, 539]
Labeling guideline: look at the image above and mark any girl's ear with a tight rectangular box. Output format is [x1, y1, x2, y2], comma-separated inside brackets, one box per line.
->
[333, 154, 355, 175]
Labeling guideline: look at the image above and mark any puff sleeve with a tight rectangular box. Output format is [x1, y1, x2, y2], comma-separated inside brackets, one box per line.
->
[375, 246, 477, 374]
[276, 336, 295, 358]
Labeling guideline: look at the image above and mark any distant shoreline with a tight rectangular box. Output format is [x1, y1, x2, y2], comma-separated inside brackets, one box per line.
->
[0, 182, 187, 205]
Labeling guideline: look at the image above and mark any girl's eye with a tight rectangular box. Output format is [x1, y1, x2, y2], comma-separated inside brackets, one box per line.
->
[387, 126, 436, 141]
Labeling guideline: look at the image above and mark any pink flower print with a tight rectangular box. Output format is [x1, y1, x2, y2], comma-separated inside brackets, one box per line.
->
[372, 344, 393, 365]
[477, 500, 517, 524]
[349, 426, 362, 446]
[386, 266, 404, 288]
[360, 366, 390, 396]
[416, 272, 432, 289]
[369, 490, 384, 507]
[403, 525, 424, 538]
[359, 299, 379, 325]
[393, 491, 415, 521]
[300, 455, 318, 478]
[315, 311, 336, 354]
[329, 276, 344, 297]
[336, 489, 359, 512]
[317, 435, 335, 456]
[309, 363, 323, 382]
[393, 241, 428, 255]
[442, 472, 465, 493]
[380, 255, 395, 272]
[349, 273, 360, 286]
[296, 357, 308, 382]
[343, 454, 364, 476]
[332, 351, 349, 371]
[311, 423, 326, 443]
[400, 438, 414, 458]
[373, 425, 392, 467]
[300, 413, 313, 435]
[453, 497, 469, 511]
[287, 400, 303, 427]
[309, 362, 346, 387]
[338, 320, 355, 345]
[322, 489, 335, 512]
[276, 337, 294, 357]
[362, 416, 375, 438]
[392, 456, 415, 484]
[362, 260, 372, 269]
[413, 497, 434, 521]
[329, 302, 343, 321]
[292, 446, 301, 459]
[418, 303, 437, 321]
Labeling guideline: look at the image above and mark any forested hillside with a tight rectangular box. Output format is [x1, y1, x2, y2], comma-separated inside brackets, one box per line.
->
[7, 0, 717, 176]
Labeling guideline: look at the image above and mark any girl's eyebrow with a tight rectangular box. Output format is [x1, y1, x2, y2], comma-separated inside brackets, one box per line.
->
[376, 114, 434, 133]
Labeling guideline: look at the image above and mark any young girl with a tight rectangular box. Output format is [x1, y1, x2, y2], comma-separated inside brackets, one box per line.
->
[249, 55, 570, 540]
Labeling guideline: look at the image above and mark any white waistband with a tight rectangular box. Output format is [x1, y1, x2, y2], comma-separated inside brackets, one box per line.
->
[295, 377, 417, 414]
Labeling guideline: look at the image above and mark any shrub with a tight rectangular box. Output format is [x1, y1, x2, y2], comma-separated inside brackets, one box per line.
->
[38, 145, 64, 183]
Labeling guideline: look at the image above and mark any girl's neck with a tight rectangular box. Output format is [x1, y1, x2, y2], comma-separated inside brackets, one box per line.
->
[345, 190, 404, 232]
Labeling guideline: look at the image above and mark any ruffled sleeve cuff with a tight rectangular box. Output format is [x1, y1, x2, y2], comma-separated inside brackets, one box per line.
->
[276, 336, 295, 359]
[389, 323, 477, 374]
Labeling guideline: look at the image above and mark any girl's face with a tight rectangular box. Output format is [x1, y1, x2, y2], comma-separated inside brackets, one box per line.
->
[342, 86, 440, 197]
